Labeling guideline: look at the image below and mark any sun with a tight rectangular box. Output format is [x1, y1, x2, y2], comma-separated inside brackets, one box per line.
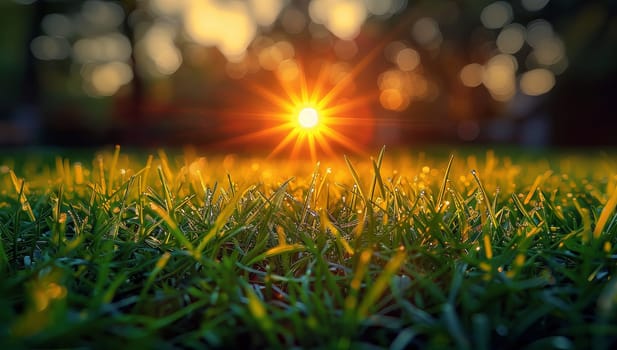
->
[297, 107, 319, 129]
[221, 57, 379, 160]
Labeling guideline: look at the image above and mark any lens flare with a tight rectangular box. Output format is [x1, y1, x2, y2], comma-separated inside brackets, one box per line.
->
[298, 107, 319, 129]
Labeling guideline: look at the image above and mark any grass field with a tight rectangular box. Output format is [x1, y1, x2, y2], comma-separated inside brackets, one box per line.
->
[1, 146, 616, 349]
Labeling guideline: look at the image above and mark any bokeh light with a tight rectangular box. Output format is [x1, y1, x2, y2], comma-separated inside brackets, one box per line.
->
[474, 3, 569, 106]
[258, 40, 295, 71]
[497, 24, 526, 54]
[522, 0, 551, 12]
[520, 68, 555, 96]
[309, 0, 367, 40]
[482, 54, 517, 101]
[88, 61, 133, 96]
[380, 88, 407, 111]
[136, 22, 182, 76]
[531, 36, 565, 66]
[276, 59, 300, 82]
[183, 0, 257, 61]
[395, 48, 420, 72]
[384, 41, 406, 63]
[280, 6, 307, 34]
[30, 35, 70, 61]
[149, 0, 184, 16]
[41, 14, 73, 37]
[365, 0, 393, 16]
[81, 0, 125, 31]
[480, 1, 513, 29]
[460, 63, 484, 88]
[226, 59, 250, 80]
[248, 0, 285, 27]
[526, 19, 554, 48]
[412, 17, 442, 48]
[73, 33, 131, 64]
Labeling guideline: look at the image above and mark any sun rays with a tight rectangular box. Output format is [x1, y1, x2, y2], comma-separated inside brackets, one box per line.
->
[212, 10, 421, 161]
[221, 59, 376, 161]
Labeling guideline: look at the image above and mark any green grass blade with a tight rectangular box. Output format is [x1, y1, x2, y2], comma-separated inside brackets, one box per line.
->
[107, 145, 121, 196]
[344, 154, 366, 205]
[245, 284, 276, 342]
[593, 183, 617, 238]
[357, 249, 406, 318]
[369, 145, 386, 204]
[138, 252, 171, 302]
[320, 209, 355, 256]
[442, 303, 470, 350]
[149, 202, 195, 253]
[437, 154, 454, 210]
[195, 184, 247, 255]
[9, 170, 35, 222]
[246, 244, 306, 266]
[470, 169, 498, 229]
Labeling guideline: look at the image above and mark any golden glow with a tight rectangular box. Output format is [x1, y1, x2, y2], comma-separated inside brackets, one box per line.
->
[218, 13, 404, 161]
[221, 58, 378, 161]
[298, 107, 319, 129]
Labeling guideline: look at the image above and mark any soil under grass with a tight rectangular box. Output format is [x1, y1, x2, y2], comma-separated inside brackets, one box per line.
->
[1, 146, 616, 349]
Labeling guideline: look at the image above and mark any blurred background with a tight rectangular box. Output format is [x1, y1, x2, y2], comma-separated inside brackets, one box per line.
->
[1, 0, 616, 149]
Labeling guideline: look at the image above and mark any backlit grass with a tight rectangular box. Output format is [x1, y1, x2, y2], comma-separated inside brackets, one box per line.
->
[1, 146, 616, 349]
